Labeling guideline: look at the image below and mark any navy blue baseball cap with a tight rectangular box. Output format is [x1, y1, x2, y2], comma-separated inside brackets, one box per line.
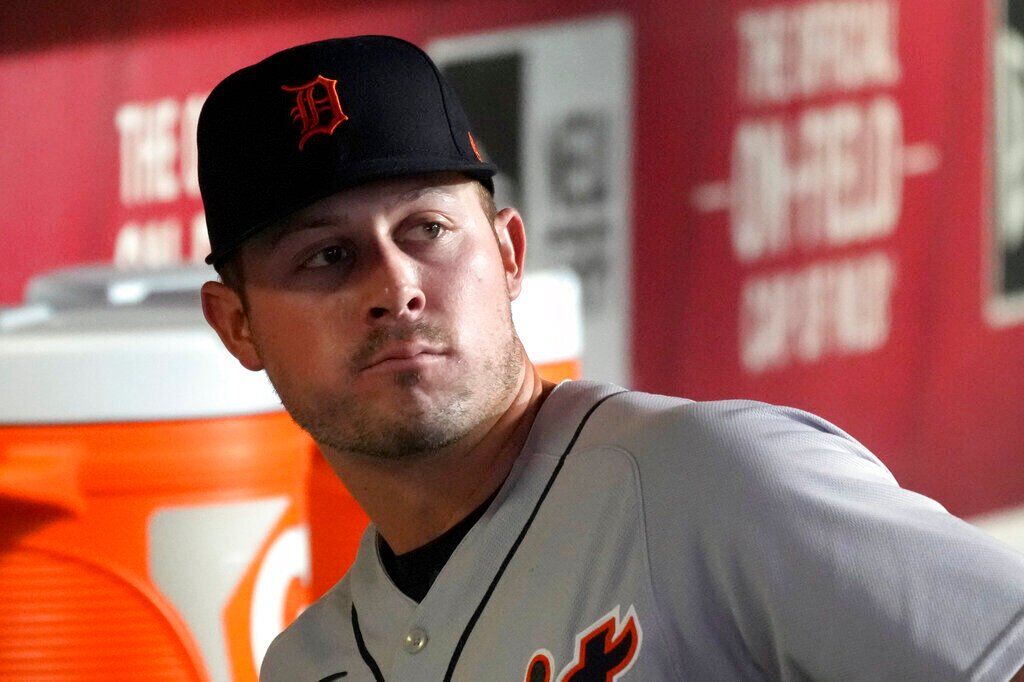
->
[198, 35, 497, 266]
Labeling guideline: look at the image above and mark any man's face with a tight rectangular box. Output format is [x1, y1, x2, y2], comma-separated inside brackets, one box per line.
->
[223, 173, 525, 460]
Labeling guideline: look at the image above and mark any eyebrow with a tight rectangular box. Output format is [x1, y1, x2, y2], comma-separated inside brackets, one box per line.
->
[265, 186, 460, 249]
[393, 186, 458, 204]
[266, 216, 340, 250]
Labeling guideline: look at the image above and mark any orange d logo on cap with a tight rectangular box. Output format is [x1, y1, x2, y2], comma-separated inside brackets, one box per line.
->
[281, 75, 348, 150]
[200, 36, 497, 266]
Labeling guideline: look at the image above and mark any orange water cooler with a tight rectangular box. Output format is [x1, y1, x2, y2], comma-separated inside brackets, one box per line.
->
[0, 277, 312, 681]
[308, 268, 584, 596]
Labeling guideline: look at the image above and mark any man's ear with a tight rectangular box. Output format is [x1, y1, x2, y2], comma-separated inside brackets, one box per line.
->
[493, 207, 527, 300]
[201, 281, 265, 371]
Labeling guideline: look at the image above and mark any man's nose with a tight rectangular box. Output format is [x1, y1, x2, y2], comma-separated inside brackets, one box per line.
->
[365, 245, 425, 323]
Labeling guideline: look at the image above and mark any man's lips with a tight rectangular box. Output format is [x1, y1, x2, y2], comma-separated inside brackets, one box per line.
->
[361, 343, 447, 372]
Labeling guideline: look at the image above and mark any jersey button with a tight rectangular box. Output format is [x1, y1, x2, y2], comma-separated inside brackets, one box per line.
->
[404, 627, 428, 654]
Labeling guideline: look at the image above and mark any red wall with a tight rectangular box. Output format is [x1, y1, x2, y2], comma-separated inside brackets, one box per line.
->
[2, 0, 1022, 517]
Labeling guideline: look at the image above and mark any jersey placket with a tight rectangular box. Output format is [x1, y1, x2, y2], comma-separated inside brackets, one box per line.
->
[348, 382, 628, 681]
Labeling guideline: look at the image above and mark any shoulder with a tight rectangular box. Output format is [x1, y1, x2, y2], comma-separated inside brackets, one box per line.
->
[578, 387, 955, 566]
[259, 580, 354, 681]
[592, 385, 857, 447]
[582, 387, 894, 489]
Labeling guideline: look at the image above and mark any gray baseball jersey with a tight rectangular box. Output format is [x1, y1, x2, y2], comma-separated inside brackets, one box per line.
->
[261, 380, 1024, 681]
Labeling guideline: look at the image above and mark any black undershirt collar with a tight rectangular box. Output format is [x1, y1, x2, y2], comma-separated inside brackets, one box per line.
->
[377, 489, 498, 603]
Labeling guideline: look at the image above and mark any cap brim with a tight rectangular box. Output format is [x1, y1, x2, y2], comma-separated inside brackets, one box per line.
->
[205, 159, 497, 266]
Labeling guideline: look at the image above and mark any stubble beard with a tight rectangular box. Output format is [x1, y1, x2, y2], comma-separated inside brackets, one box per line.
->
[259, 309, 524, 461]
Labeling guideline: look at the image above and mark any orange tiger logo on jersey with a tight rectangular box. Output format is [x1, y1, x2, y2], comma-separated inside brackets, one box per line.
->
[525, 605, 641, 682]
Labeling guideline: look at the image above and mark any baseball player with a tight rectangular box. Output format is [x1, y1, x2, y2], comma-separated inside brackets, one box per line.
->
[198, 36, 1024, 681]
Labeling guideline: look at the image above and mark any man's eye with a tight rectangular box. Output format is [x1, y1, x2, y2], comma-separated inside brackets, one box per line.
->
[409, 221, 445, 241]
[303, 245, 348, 269]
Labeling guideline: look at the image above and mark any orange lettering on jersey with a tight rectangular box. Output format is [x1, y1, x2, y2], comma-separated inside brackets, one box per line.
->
[281, 75, 349, 150]
[524, 606, 642, 682]
[526, 651, 554, 682]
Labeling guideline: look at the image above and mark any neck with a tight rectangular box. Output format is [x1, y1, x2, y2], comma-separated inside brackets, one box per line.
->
[323, 360, 555, 554]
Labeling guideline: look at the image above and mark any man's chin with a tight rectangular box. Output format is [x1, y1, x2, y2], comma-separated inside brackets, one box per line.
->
[291, 387, 474, 460]
[340, 417, 468, 461]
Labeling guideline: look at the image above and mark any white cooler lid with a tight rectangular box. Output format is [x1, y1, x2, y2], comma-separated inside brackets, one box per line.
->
[1, 266, 581, 424]
[512, 269, 582, 366]
[25, 262, 214, 308]
[0, 304, 282, 424]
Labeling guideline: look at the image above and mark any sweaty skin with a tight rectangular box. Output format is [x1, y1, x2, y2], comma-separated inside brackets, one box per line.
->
[202, 172, 554, 553]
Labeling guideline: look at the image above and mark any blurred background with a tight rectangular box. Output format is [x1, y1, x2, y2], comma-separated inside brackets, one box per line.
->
[1, 0, 1023, 679]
